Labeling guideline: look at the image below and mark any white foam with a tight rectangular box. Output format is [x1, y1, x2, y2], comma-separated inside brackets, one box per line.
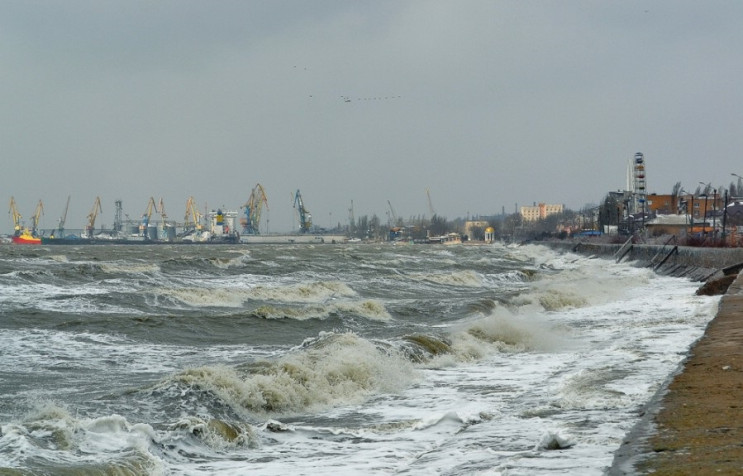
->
[163, 331, 416, 417]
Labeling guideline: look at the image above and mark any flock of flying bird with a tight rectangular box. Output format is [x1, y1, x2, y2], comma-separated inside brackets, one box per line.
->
[340, 95, 402, 103]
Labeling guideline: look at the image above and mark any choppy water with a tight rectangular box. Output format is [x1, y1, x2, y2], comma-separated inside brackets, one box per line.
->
[0, 242, 718, 475]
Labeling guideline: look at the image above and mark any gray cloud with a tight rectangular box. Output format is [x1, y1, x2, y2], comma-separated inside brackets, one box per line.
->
[3, 1, 743, 231]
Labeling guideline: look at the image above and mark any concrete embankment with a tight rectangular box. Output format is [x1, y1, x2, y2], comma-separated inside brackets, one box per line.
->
[543, 240, 743, 475]
[544, 240, 743, 281]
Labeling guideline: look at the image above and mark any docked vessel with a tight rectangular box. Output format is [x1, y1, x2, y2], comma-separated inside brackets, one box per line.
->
[11, 229, 41, 245]
[9, 197, 42, 244]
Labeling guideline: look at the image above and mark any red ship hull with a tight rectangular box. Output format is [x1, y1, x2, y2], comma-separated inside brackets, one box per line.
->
[11, 234, 42, 245]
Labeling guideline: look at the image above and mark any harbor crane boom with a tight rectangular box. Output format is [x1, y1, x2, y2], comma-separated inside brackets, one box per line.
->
[387, 200, 398, 227]
[85, 197, 102, 237]
[158, 198, 168, 223]
[57, 196, 71, 237]
[184, 196, 202, 232]
[9, 197, 22, 235]
[241, 183, 269, 235]
[293, 189, 312, 233]
[426, 188, 436, 216]
[30, 200, 44, 236]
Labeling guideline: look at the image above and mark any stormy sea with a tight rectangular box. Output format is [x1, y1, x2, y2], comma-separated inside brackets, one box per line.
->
[0, 242, 719, 475]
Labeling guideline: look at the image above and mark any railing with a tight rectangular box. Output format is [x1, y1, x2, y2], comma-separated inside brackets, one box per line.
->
[614, 236, 634, 263]
[650, 235, 679, 270]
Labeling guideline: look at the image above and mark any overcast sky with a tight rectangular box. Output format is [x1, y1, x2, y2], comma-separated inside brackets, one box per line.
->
[3, 1, 743, 232]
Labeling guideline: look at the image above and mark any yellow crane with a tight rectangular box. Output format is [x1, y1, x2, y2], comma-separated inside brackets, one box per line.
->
[85, 197, 102, 238]
[184, 196, 203, 232]
[241, 183, 269, 234]
[9, 196, 23, 236]
[158, 198, 168, 223]
[55, 195, 71, 238]
[30, 200, 44, 236]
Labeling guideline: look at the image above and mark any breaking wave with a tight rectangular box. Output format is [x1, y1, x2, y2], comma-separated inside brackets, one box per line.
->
[99, 261, 161, 275]
[160, 332, 415, 416]
[167, 417, 258, 449]
[157, 281, 358, 308]
[411, 270, 484, 287]
[0, 404, 164, 475]
[250, 299, 391, 321]
[249, 281, 358, 303]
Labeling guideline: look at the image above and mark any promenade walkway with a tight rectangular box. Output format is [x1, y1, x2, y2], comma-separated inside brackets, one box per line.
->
[611, 273, 743, 475]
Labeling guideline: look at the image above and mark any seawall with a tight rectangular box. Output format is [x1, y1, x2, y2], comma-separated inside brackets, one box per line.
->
[544, 241, 743, 281]
[542, 240, 743, 474]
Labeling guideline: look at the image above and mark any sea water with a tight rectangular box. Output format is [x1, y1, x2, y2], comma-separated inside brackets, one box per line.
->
[0, 243, 719, 475]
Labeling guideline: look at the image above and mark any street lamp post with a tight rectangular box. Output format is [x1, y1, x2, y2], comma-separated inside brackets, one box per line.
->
[699, 182, 712, 239]
[679, 189, 690, 238]
[722, 189, 729, 243]
[699, 194, 709, 236]
[710, 189, 717, 242]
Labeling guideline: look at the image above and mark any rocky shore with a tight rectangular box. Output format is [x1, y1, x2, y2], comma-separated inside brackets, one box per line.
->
[542, 240, 743, 475]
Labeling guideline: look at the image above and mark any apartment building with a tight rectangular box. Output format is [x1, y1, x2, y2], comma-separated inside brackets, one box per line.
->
[520, 203, 564, 222]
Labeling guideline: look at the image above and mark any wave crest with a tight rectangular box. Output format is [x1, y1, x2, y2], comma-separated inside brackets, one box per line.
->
[251, 281, 357, 303]
[251, 299, 391, 321]
[448, 309, 567, 361]
[2, 404, 163, 475]
[158, 281, 359, 309]
[169, 417, 258, 448]
[413, 270, 484, 287]
[166, 332, 415, 416]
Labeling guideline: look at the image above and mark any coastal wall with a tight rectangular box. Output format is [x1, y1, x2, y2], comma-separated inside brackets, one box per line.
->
[544, 241, 743, 281]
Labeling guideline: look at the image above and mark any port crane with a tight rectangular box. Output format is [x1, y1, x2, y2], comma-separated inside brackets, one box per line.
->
[426, 188, 436, 216]
[55, 196, 71, 237]
[387, 200, 404, 241]
[293, 189, 312, 233]
[184, 196, 203, 233]
[348, 200, 355, 233]
[158, 198, 169, 224]
[113, 199, 123, 234]
[241, 183, 269, 235]
[84, 197, 102, 238]
[30, 200, 44, 236]
[387, 200, 399, 227]
[139, 197, 157, 237]
[9, 197, 22, 236]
